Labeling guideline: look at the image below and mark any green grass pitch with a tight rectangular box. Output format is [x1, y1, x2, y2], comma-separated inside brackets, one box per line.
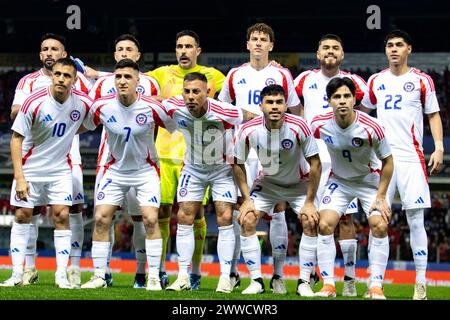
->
[0, 270, 449, 300]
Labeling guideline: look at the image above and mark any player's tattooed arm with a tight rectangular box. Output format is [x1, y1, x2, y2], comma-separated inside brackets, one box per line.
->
[288, 103, 303, 117]
[10, 131, 29, 201]
[242, 109, 259, 122]
[10, 104, 20, 120]
[428, 112, 444, 175]
[370, 154, 394, 223]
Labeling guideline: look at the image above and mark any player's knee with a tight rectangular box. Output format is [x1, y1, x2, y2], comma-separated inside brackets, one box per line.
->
[15, 211, 31, 224]
[371, 220, 388, 238]
[242, 214, 257, 230]
[318, 220, 334, 235]
[143, 215, 158, 229]
[94, 211, 111, 229]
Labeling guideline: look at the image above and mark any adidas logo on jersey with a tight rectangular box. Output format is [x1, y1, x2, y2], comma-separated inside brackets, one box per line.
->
[148, 196, 158, 203]
[74, 193, 84, 200]
[324, 136, 334, 144]
[64, 195, 73, 201]
[377, 84, 386, 91]
[309, 83, 318, 89]
[43, 114, 53, 122]
[107, 87, 117, 94]
[107, 116, 117, 123]
[177, 119, 187, 128]
[237, 78, 246, 84]
[222, 191, 233, 199]
[415, 197, 425, 204]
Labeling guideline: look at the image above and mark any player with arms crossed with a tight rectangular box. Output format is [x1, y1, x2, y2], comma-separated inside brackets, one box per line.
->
[363, 30, 444, 300]
[90, 34, 160, 288]
[79, 59, 175, 290]
[9, 33, 92, 287]
[311, 77, 393, 299]
[0, 58, 91, 289]
[293, 34, 370, 296]
[146, 30, 225, 289]
[234, 84, 321, 294]
[219, 23, 301, 293]
[164, 72, 251, 293]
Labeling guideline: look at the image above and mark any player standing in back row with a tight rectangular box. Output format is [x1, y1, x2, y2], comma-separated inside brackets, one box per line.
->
[219, 23, 300, 293]
[363, 29, 444, 300]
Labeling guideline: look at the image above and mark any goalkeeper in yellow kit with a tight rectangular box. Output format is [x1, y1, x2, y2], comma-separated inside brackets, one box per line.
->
[146, 30, 225, 289]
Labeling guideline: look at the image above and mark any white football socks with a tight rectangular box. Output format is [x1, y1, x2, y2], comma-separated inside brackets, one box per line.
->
[54, 229, 72, 274]
[25, 215, 39, 270]
[69, 212, 84, 268]
[92, 241, 110, 278]
[299, 234, 317, 282]
[132, 220, 147, 275]
[339, 239, 357, 279]
[145, 238, 162, 278]
[10, 222, 31, 276]
[317, 234, 336, 286]
[270, 211, 287, 278]
[217, 225, 235, 276]
[369, 236, 389, 288]
[231, 209, 241, 274]
[240, 234, 262, 279]
[176, 224, 194, 276]
[406, 209, 428, 284]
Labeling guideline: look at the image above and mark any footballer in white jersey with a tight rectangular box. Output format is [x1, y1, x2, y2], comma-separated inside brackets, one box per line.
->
[219, 23, 300, 291]
[311, 77, 393, 300]
[80, 59, 174, 291]
[165, 72, 252, 294]
[362, 30, 444, 300]
[8, 34, 91, 287]
[1, 59, 91, 289]
[233, 84, 321, 295]
[363, 67, 439, 209]
[88, 34, 163, 289]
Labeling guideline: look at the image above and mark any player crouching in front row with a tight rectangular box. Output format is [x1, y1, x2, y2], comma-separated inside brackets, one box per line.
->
[311, 77, 394, 299]
[234, 84, 322, 294]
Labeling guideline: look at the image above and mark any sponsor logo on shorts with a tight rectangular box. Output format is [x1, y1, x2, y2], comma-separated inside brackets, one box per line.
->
[97, 191, 105, 200]
[14, 194, 21, 202]
[70, 110, 81, 121]
[403, 81, 415, 92]
[206, 124, 218, 134]
[135, 113, 147, 125]
[136, 85, 145, 94]
[351, 137, 364, 147]
[265, 78, 276, 86]
[322, 196, 331, 204]
[179, 188, 188, 197]
[281, 139, 293, 150]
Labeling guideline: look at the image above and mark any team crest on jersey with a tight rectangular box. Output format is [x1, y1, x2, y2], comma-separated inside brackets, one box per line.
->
[206, 125, 218, 134]
[281, 139, 293, 150]
[265, 78, 276, 86]
[322, 196, 331, 204]
[97, 192, 105, 200]
[135, 113, 148, 125]
[136, 85, 145, 94]
[70, 110, 81, 121]
[179, 188, 188, 197]
[403, 82, 415, 92]
[351, 137, 364, 147]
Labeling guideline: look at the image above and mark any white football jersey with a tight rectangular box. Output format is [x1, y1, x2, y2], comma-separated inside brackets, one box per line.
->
[163, 96, 242, 166]
[90, 72, 161, 167]
[12, 68, 92, 165]
[310, 110, 391, 183]
[294, 69, 369, 124]
[362, 68, 440, 162]
[235, 114, 319, 186]
[12, 87, 92, 181]
[84, 94, 175, 174]
[218, 62, 300, 116]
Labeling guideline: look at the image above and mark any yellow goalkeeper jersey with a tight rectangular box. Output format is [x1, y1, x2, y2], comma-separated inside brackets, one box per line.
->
[147, 64, 225, 160]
